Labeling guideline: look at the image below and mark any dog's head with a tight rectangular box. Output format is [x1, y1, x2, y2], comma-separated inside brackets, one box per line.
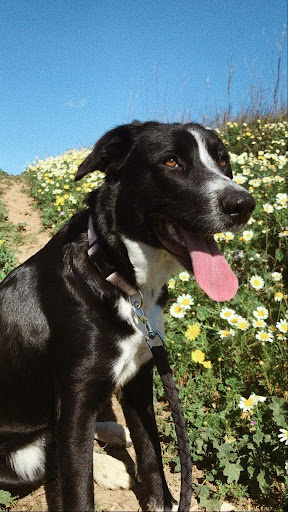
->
[76, 121, 255, 301]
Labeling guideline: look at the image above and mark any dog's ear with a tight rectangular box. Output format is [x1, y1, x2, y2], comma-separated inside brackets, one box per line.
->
[75, 122, 143, 182]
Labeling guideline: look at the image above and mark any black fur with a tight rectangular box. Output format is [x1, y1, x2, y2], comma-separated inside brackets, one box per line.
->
[0, 121, 255, 511]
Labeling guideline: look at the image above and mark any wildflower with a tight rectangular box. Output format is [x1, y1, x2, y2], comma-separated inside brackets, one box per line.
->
[236, 317, 250, 331]
[191, 349, 205, 363]
[0, 240, 5, 246]
[168, 278, 175, 289]
[177, 294, 194, 309]
[202, 360, 212, 369]
[227, 313, 241, 327]
[276, 319, 288, 334]
[285, 461, 288, 474]
[239, 395, 257, 412]
[253, 306, 269, 320]
[278, 429, 288, 446]
[169, 303, 186, 319]
[279, 230, 288, 237]
[276, 193, 288, 207]
[256, 331, 274, 343]
[185, 323, 201, 341]
[234, 174, 247, 185]
[220, 307, 235, 320]
[242, 230, 254, 242]
[252, 319, 266, 329]
[274, 292, 284, 302]
[223, 232, 234, 241]
[271, 272, 282, 282]
[218, 329, 235, 339]
[263, 203, 274, 213]
[179, 271, 190, 282]
[250, 275, 264, 290]
[250, 393, 266, 405]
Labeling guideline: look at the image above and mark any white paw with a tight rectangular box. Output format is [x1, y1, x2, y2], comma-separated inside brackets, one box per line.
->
[94, 421, 132, 447]
[93, 452, 134, 490]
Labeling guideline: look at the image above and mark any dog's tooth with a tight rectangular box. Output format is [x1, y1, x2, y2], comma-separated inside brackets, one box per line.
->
[167, 223, 177, 236]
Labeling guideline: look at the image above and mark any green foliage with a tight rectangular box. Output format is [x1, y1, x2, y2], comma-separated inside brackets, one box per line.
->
[0, 489, 18, 509]
[0, 182, 17, 281]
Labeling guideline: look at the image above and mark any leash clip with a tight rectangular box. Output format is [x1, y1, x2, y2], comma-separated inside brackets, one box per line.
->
[132, 293, 165, 349]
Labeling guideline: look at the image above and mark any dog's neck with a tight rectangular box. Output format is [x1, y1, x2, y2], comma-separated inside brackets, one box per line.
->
[88, 213, 180, 306]
[122, 236, 181, 297]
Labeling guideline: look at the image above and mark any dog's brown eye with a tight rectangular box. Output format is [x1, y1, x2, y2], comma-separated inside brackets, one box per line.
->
[164, 157, 178, 168]
[220, 160, 227, 167]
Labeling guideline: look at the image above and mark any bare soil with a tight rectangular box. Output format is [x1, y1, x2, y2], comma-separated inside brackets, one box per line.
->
[1, 178, 238, 511]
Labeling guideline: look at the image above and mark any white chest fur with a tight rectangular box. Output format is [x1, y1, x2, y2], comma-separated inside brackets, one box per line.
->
[111, 237, 180, 390]
[112, 296, 163, 389]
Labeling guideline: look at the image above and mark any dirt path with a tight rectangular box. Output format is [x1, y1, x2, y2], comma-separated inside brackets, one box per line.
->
[1, 178, 51, 263]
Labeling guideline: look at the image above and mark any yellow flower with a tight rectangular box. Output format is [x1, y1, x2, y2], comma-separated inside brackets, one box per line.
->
[185, 323, 201, 341]
[191, 349, 205, 363]
[0, 240, 5, 245]
[201, 360, 212, 369]
[274, 292, 284, 302]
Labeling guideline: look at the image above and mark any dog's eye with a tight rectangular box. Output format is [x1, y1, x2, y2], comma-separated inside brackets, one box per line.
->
[219, 160, 227, 167]
[164, 157, 179, 168]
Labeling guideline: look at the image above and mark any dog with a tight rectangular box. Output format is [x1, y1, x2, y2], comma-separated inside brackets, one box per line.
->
[0, 121, 255, 511]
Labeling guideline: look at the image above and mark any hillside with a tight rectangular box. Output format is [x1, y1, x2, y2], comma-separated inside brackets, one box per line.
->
[0, 117, 287, 511]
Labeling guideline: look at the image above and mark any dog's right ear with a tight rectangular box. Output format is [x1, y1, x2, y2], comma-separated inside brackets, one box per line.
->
[75, 122, 142, 182]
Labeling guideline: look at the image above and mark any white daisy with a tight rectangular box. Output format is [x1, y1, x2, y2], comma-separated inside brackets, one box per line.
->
[256, 331, 274, 343]
[168, 278, 175, 289]
[169, 303, 186, 319]
[250, 393, 267, 405]
[177, 294, 194, 309]
[218, 329, 235, 339]
[242, 230, 254, 242]
[253, 306, 269, 320]
[238, 395, 257, 412]
[220, 307, 235, 320]
[274, 292, 284, 302]
[252, 319, 267, 329]
[263, 203, 274, 214]
[227, 313, 241, 328]
[278, 429, 288, 445]
[276, 319, 288, 334]
[236, 316, 250, 331]
[250, 275, 265, 290]
[271, 272, 282, 282]
[178, 271, 190, 282]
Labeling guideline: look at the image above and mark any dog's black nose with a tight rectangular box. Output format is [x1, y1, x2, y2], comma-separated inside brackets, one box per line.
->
[220, 189, 256, 224]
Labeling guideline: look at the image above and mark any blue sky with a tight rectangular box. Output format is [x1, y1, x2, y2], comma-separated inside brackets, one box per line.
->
[1, 0, 287, 174]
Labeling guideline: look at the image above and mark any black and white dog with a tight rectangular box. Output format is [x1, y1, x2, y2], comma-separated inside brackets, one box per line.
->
[0, 121, 255, 511]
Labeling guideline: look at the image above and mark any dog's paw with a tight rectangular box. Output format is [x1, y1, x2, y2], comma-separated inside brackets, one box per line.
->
[94, 421, 132, 447]
[145, 497, 178, 511]
[93, 452, 134, 490]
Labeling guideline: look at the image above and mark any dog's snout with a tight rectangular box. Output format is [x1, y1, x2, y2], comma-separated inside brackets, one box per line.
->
[220, 189, 256, 224]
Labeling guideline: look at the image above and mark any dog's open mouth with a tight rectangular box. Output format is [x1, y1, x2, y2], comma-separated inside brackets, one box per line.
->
[155, 217, 238, 302]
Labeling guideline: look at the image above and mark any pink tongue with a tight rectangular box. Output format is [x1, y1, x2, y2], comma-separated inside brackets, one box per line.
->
[181, 230, 238, 302]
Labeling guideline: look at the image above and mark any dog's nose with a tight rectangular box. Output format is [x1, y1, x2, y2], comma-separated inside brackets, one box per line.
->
[220, 189, 256, 224]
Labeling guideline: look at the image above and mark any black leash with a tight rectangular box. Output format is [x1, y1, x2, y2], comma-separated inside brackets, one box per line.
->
[133, 299, 192, 512]
[87, 215, 192, 511]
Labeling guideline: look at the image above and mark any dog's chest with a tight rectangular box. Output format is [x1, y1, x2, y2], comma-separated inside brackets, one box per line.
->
[111, 294, 164, 389]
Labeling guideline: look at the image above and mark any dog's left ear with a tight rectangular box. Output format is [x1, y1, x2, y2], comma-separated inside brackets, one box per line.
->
[75, 122, 142, 182]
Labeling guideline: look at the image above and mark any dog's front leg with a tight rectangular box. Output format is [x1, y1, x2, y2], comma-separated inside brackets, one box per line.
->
[120, 362, 177, 511]
[54, 382, 97, 512]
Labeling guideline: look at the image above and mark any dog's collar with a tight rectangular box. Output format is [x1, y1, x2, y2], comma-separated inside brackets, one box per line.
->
[87, 215, 138, 296]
